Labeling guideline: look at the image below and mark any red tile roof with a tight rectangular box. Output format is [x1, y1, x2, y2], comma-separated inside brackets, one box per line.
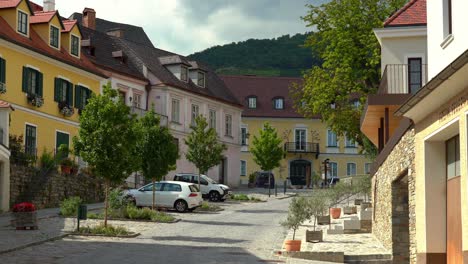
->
[0, 16, 105, 78]
[62, 20, 77, 32]
[384, 0, 426, 27]
[0, 100, 13, 110]
[0, 0, 21, 9]
[221, 75, 318, 119]
[30, 11, 55, 24]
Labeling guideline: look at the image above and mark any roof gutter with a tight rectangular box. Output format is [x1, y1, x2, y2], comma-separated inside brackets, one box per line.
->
[395, 48, 468, 116]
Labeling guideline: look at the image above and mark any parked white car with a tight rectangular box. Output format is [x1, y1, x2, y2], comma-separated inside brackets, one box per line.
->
[124, 181, 202, 212]
[173, 173, 231, 202]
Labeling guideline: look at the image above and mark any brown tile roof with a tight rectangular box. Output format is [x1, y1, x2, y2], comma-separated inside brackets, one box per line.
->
[384, 0, 426, 27]
[0, 0, 20, 9]
[221, 75, 316, 119]
[28, 0, 42, 12]
[30, 11, 56, 24]
[0, 16, 105, 78]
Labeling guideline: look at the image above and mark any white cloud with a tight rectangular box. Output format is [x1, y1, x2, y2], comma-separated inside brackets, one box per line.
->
[45, 0, 313, 55]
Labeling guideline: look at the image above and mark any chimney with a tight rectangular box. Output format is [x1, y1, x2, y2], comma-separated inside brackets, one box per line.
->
[43, 0, 55, 12]
[82, 8, 96, 30]
[107, 28, 124, 38]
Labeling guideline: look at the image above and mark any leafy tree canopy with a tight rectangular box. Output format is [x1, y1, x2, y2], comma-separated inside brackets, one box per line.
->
[291, 0, 405, 158]
[250, 122, 284, 171]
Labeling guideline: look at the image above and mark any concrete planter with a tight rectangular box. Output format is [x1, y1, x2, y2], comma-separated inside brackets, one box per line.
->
[361, 202, 372, 211]
[343, 206, 357, 215]
[354, 199, 363, 205]
[316, 215, 330, 225]
[305, 230, 323, 242]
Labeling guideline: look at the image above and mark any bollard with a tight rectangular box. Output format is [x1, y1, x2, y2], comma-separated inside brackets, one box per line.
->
[284, 180, 287, 195]
[77, 205, 87, 232]
[275, 183, 277, 197]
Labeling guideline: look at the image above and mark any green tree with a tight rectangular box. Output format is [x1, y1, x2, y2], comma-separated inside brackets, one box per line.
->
[291, 0, 405, 158]
[138, 108, 179, 210]
[73, 83, 140, 226]
[250, 122, 284, 172]
[185, 115, 227, 190]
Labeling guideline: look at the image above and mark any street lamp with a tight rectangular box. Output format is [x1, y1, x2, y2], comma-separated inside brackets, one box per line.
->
[323, 158, 330, 188]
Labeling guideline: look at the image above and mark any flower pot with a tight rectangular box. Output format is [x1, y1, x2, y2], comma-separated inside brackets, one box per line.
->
[306, 230, 323, 242]
[61, 165, 72, 174]
[284, 239, 301, 251]
[343, 206, 357, 215]
[354, 199, 363, 205]
[316, 215, 330, 225]
[330, 208, 341, 219]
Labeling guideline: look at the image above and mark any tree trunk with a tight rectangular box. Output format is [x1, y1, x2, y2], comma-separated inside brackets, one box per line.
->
[152, 178, 156, 210]
[104, 180, 109, 227]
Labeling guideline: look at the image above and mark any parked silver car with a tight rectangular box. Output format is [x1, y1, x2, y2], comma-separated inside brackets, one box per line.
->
[124, 181, 203, 212]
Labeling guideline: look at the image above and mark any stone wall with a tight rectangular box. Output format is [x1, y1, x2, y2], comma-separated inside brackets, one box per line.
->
[10, 164, 104, 209]
[372, 128, 416, 264]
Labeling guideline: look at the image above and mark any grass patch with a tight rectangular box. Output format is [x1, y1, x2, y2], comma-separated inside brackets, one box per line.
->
[230, 194, 265, 202]
[77, 224, 130, 236]
[197, 201, 222, 211]
[87, 206, 175, 223]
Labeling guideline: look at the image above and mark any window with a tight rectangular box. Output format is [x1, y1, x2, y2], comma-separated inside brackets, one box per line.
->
[329, 162, 338, 177]
[71, 35, 80, 56]
[54, 78, 73, 106]
[74, 85, 92, 110]
[56, 131, 69, 158]
[443, 0, 453, 37]
[295, 129, 306, 151]
[142, 183, 162, 192]
[25, 124, 36, 156]
[209, 109, 216, 129]
[191, 104, 199, 126]
[327, 130, 337, 147]
[181, 65, 188, 82]
[240, 160, 246, 176]
[274, 98, 284, 110]
[171, 99, 180, 123]
[248, 97, 257, 109]
[446, 135, 460, 179]
[0, 57, 5, 85]
[241, 127, 248, 146]
[162, 183, 181, 192]
[50, 25, 59, 48]
[17, 11, 28, 35]
[347, 163, 357, 176]
[225, 114, 232, 136]
[345, 135, 356, 148]
[408, 58, 422, 94]
[197, 71, 205, 87]
[22, 67, 43, 96]
[351, 99, 360, 109]
[119, 91, 126, 103]
[133, 93, 142, 109]
[365, 163, 372, 175]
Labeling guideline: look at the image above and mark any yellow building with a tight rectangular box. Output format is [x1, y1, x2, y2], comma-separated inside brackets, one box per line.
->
[0, 0, 104, 157]
[222, 75, 372, 186]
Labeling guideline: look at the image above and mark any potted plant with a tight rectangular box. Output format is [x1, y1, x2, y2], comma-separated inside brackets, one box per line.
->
[27, 93, 44, 107]
[281, 197, 308, 251]
[248, 172, 256, 188]
[12, 202, 38, 230]
[305, 193, 328, 242]
[60, 158, 74, 174]
[58, 101, 74, 117]
[327, 183, 347, 219]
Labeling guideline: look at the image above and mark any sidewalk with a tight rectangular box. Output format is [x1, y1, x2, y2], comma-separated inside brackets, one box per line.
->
[0, 203, 103, 254]
[232, 187, 297, 200]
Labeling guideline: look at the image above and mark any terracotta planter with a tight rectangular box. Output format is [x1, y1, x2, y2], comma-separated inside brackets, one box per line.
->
[306, 230, 323, 242]
[284, 239, 301, 251]
[343, 206, 357, 215]
[330, 208, 341, 219]
[316, 215, 330, 225]
[61, 165, 72, 174]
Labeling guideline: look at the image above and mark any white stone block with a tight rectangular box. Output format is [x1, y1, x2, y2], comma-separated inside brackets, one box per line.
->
[359, 209, 372, 221]
[343, 219, 361, 230]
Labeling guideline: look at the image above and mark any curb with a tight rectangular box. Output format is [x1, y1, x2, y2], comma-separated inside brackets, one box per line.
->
[64, 217, 181, 224]
[69, 232, 141, 238]
[0, 233, 69, 255]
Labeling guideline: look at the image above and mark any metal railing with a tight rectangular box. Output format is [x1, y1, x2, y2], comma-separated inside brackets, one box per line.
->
[284, 142, 320, 156]
[378, 64, 428, 95]
[130, 107, 169, 127]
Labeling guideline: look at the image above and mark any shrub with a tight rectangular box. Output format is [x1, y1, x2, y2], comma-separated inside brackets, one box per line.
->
[60, 196, 83, 217]
[248, 172, 256, 183]
[87, 212, 100, 219]
[39, 148, 56, 170]
[109, 188, 127, 210]
[281, 197, 309, 240]
[10, 135, 36, 166]
[231, 194, 249, 201]
[199, 201, 221, 211]
[123, 205, 175, 222]
[78, 224, 129, 236]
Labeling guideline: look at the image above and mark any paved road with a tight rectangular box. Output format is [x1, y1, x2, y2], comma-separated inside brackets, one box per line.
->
[2, 198, 306, 264]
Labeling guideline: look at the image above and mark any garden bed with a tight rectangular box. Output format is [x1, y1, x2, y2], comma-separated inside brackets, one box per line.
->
[194, 202, 224, 212]
[71, 224, 140, 238]
[230, 194, 266, 202]
[86, 207, 177, 223]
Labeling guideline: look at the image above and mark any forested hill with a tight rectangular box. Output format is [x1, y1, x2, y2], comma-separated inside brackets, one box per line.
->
[187, 33, 320, 77]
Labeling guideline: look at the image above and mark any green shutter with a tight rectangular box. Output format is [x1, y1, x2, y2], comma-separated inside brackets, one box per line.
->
[75, 85, 82, 109]
[0, 58, 5, 84]
[37, 71, 43, 96]
[22, 67, 28, 93]
[54, 78, 60, 102]
[67, 82, 73, 106]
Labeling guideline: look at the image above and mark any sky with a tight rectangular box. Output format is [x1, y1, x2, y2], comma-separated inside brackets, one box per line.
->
[44, 0, 322, 56]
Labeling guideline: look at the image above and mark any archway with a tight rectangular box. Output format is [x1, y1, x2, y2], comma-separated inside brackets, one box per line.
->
[289, 160, 311, 186]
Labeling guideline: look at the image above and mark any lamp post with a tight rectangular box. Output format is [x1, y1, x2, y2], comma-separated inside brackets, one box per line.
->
[323, 158, 330, 188]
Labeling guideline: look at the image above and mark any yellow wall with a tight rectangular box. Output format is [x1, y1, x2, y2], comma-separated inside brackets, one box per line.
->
[240, 117, 372, 183]
[0, 0, 30, 35]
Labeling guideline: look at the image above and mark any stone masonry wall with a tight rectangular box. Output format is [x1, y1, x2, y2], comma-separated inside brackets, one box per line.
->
[372, 128, 416, 264]
[10, 164, 104, 209]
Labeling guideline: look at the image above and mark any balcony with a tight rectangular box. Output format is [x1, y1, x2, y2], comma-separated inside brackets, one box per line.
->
[284, 142, 319, 158]
[378, 64, 428, 95]
[131, 107, 168, 127]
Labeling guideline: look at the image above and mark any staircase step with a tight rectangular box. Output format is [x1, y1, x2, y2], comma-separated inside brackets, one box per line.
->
[345, 254, 392, 261]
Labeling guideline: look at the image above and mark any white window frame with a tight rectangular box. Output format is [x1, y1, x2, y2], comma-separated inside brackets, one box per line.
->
[346, 163, 357, 176]
[70, 34, 81, 57]
[17, 9, 29, 36]
[209, 109, 216, 130]
[240, 160, 246, 176]
[327, 129, 338, 147]
[181, 65, 188, 82]
[364, 163, 372, 175]
[133, 93, 142, 109]
[49, 25, 60, 49]
[345, 134, 357, 148]
[225, 114, 232, 137]
[191, 104, 199, 126]
[329, 162, 338, 177]
[171, 99, 180, 123]
[294, 128, 307, 151]
[197, 71, 205, 88]
[24, 122, 37, 156]
[248, 97, 257, 109]
[274, 98, 284, 110]
[241, 127, 248, 146]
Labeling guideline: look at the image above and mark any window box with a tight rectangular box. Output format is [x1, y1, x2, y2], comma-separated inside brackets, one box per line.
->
[27, 93, 43, 108]
[58, 101, 74, 117]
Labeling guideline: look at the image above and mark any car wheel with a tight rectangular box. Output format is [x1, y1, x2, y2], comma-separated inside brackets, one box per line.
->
[209, 191, 221, 202]
[174, 200, 188, 213]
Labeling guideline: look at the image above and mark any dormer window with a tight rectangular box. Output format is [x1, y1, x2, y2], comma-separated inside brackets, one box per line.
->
[50, 25, 60, 48]
[197, 71, 205, 87]
[181, 65, 188, 82]
[71, 35, 80, 57]
[273, 97, 284, 110]
[17, 10, 28, 35]
[248, 97, 257, 109]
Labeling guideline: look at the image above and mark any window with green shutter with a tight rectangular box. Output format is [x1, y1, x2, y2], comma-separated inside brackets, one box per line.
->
[54, 78, 73, 106]
[0, 57, 5, 85]
[56, 131, 70, 158]
[74, 85, 92, 110]
[22, 67, 43, 96]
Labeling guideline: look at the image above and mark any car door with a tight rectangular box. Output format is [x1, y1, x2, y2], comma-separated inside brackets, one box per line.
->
[138, 183, 162, 206]
[160, 183, 182, 208]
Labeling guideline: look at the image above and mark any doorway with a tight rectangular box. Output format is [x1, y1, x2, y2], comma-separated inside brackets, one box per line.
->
[446, 135, 461, 264]
[391, 173, 410, 263]
[219, 158, 227, 184]
[289, 160, 311, 186]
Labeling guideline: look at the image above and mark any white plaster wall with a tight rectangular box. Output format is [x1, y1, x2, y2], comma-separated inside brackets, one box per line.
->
[380, 36, 427, 73]
[427, 0, 468, 78]
[108, 77, 147, 110]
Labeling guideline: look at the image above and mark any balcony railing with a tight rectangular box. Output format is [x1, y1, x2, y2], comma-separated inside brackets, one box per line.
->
[130, 107, 169, 127]
[378, 64, 428, 95]
[284, 142, 320, 158]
